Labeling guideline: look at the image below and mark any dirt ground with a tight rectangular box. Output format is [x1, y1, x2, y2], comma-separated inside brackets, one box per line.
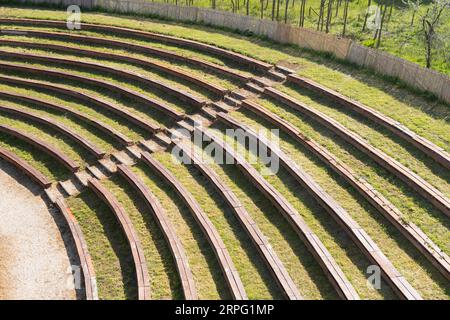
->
[0, 160, 76, 300]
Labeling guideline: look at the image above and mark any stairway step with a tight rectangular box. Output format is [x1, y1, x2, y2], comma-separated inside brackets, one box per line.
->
[245, 82, 265, 94]
[224, 95, 242, 107]
[98, 157, 117, 174]
[87, 165, 107, 180]
[267, 70, 286, 81]
[275, 65, 296, 75]
[59, 179, 83, 197]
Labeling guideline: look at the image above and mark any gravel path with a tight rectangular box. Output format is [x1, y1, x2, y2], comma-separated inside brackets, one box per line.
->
[0, 160, 76, 300]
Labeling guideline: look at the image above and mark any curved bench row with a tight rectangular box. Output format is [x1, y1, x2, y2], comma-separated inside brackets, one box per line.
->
[0, 145, 51, 188]
[87, 178, 151, 300]
[0, 104, 106, 159]
[0, 29, 251, 83]
[217, 112, 422, 299]
[116, 164, 198, 300]
[0, 90, 133, 147]
[0, 18, 273, 71]
[0, 106, 106, 158]
[192, 124, 360, 300]
[0, 123, 79, 172]
[53, 196, 99, 300]
[172, 138, 302, 299]
[240, 99, 450, 281]
[287, 74, 450, 170]
[0, 55, 193, 117]
[264, 88, 450, 217]
[140, 151, 248, 300]
[0, 74, 160, 133]
[0, 38, 228, 97]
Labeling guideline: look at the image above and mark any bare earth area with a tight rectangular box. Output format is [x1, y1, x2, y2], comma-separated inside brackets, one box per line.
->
[0, 160, 76, 300]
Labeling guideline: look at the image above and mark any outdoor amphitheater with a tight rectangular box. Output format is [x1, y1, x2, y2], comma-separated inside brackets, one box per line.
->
[0, 1, 448, 301]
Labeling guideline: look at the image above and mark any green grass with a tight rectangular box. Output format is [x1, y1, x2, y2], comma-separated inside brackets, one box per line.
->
[0, 33, 240, 91]
[0, 111, 94, 180]
[208, 123, 397, 299]
[153, 150, 282, 299]
[102, 175, 183, 299]
[276, 83, 450, 197]
[67, 189, 137, 300]
[189, 142, 340, 299]
[131, 162, 229, 299]
[151, 0, 449, 74]
[228, 107, 450, 299]
[250, 96, 450, 256]
[0, 83, 148, 142]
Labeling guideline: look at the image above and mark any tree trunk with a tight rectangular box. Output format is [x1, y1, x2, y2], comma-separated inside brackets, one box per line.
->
[299, 0, 306, 27]
[376, 4, 388, 48]
[276, 0, 281, 21]
[317, 0, 325, 31]
[325, 0, 333, 33]
[362, 0, 372, 31]
[285, 0, 290, 23]
[246, 0, 250, 15]
[272, 0, 276, 20]
[343, 0, 349, 36]
[411, 10, 416, 26]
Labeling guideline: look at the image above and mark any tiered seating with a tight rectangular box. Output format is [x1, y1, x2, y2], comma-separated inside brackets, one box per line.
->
[192, 125, 360, 300]
[0, 59, 187, 119]
[88, 178, 151, 300]
[0, 16, 447, 301]
[287, 74, 450, 170]
[172, 138, 302, 299]
[264, 88, 450, 217]
[0, 145, 51, 188]
[0, 38, 228, 97]
[140, 152, 248, 300]
[0, 75, 160, 133]
[0, 29, 251, 82]
[0, 124, 79, 172]
[0, 104, 106, 159]
[0, 91, 133, 146]
[240, 99, 450, 281]
[116, 164, 198, 300]
[217, 112, 423, 299]
[0, 18, 273, 71]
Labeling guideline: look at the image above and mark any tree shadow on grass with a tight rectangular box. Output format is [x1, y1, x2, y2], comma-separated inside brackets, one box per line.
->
[108, 174, 184, 300]
[179, 158, 284, 299]
[282, 82, 450, 182]
[235, 105, 450, 296]
[76, 189, 137, 300]
[135, 161, 232, 299]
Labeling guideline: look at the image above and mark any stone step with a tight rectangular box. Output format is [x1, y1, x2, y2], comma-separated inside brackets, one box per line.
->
[245, 82, 265, 94]
[140, 139, 166, 153]
[59, 178, 83, 197]
[74, 170, 91, 187]
[267, 70, 286, 81]
[87, 165, 107, 180]
[275, 65, 296, 75]
[113, 150, 135, 166]
[224, 95, 242, 107]
[98, 157, 117, 174]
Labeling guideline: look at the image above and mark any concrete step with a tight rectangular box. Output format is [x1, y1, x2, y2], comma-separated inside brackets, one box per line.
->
[87, 165, 107, 180]
[224, 95, 242, 107]
[59, 178, 83, 197]
[98, 157, 117, 174]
